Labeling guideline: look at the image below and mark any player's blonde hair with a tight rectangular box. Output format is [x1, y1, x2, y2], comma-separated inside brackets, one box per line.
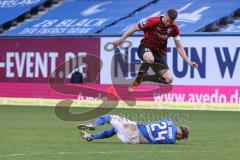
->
[179, 125, 190, 140]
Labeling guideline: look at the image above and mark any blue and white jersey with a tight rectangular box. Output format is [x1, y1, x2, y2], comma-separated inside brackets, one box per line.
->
[138, 118, 177, 144]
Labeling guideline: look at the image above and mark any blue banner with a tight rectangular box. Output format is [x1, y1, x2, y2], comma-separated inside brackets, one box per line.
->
[6, 0, 152, 35]
[0, 0, 47, 25]
[101, 0, 240, 34]
[220, 21, 240, 32]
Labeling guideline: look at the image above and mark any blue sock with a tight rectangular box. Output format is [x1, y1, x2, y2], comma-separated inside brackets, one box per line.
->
[91, 127, 115, 140]
[92, 114, 110, 126]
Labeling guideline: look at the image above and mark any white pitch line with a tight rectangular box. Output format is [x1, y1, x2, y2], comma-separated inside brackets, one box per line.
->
[0, 152, 71, 157]
[0, 150, 235, 157]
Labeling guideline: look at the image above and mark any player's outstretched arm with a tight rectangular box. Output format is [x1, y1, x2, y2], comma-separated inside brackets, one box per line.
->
[112, 24, 140, 46]
[174, 39, 198, 69]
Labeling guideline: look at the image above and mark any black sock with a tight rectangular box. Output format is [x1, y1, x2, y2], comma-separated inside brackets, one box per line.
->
[137, 62, 150, 77]
[142, 75, 168, 84]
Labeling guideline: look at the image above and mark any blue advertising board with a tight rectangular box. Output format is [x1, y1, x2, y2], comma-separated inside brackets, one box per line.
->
[6, 0, 152, 35]
[0, 0, 47, 25]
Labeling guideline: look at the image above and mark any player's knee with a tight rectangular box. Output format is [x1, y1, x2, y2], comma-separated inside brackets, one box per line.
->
[145, 56, 154, 64]
[161, 70, 173, 84]
[143, 53, 154, 64]
[164, 77, 173, 84]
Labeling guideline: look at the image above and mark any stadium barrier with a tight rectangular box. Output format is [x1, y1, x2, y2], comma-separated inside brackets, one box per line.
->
[0, 34, 239, 111]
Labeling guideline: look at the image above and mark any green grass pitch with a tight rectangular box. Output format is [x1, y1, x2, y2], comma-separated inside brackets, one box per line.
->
[0, 105, 239, 160]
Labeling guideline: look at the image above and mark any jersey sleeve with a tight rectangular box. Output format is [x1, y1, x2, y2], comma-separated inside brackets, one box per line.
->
[138, 17, 157, 31]
[172, 25, 180, 41]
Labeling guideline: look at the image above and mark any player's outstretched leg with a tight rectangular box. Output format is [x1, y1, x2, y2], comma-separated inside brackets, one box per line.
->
[128, 62, 150, 92]
[77, 114, 110, 130]
[80, 130, 93, 141]
[142, 74, 170, 84]
[142, 64, 173, 84]
[80, 127, 115, 142]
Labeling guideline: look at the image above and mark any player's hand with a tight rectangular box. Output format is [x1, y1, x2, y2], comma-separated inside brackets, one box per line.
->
[189, 61, 198, 69]
[112, 38, 123, 47]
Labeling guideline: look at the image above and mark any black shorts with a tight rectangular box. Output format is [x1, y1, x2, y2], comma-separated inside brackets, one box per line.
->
[137, 45, 169, 72]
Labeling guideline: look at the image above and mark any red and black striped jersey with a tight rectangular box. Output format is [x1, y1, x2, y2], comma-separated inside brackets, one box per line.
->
[138, 16, 180, 55]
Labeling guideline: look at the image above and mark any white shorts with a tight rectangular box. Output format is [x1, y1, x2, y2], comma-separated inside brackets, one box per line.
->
[109, 115, 148, 144]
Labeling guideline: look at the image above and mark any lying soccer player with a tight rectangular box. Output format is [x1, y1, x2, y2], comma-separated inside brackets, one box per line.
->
[78, 114, 189, 144]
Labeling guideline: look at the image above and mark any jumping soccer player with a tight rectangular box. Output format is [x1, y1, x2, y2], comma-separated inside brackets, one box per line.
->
[78, 114, 189, 144]
[113, 9, 198, 92]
